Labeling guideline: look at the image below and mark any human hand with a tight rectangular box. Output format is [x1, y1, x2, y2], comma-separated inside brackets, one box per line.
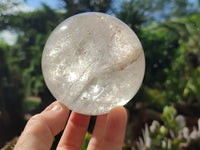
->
[14, 101, 127, 150]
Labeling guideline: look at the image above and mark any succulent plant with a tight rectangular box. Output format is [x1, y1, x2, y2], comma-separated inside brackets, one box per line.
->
[133, 106, 200, 150]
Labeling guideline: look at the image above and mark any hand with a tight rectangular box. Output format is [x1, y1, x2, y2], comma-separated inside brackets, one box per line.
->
[14, 101, 127, 150]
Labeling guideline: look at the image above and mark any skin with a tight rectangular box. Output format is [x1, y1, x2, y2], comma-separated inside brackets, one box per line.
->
[14, 101, 127, 150]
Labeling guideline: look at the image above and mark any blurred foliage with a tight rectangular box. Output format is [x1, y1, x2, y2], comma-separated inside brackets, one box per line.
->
[0, 0, 19, 24]
[115, 0, 200, 112]
[0, 41, 24, 123]
[134, 106, 200, 150]
[2, 4, 65, 96]
[130, 13, 200, 111]
[0, 0, 200, 148]
[24, 99, 41, 113]
[163, 14, 200, 104]
[0, 41, 25, 147]
[81, 132, 91, 150]
[60, 0, 112, 18]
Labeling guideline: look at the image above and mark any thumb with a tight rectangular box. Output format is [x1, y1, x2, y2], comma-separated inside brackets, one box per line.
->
[14, 101, 69, 150]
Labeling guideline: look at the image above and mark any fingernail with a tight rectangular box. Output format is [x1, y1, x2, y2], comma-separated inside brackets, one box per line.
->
[51, 103, 62, 111]
[45, 102, 62, 112]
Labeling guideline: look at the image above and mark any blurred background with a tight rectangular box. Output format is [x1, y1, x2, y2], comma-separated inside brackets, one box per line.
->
[0, 0, 200, 149]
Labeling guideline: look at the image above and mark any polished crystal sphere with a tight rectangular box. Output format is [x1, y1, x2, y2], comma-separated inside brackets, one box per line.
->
[42, 12, 145, 115]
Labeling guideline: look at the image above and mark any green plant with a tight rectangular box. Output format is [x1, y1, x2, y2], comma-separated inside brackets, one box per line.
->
[24, 99, 41, 113]
[81, 132, 91, 150]
[134, 106, 200, 150]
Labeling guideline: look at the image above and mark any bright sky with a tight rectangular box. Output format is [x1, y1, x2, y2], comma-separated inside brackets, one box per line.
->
[18, 0, 62, 9]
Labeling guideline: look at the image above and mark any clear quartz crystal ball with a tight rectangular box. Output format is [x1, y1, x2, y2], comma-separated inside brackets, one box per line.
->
[42, 12, 145, 115]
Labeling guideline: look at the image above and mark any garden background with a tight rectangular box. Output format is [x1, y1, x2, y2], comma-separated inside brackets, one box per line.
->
[0, 0, 200, 149]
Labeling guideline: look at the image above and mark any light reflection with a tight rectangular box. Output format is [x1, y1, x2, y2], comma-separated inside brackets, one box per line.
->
[68, 72, 78, 82]
[60, 25, 68, 30]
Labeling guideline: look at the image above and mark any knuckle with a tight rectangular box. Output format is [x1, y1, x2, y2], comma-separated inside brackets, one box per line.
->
[28, 114, 43, 126]
[25, 114, 46, 135]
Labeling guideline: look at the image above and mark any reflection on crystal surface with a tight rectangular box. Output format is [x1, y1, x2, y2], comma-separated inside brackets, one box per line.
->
[42, 12, 145, 115]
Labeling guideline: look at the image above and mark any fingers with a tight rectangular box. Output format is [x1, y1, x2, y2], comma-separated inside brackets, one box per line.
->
[56, 106, 127, 150]
[87, 114, 108, 150]
[101, 106, 127, 150]
[57, 112, 90, 150]
[88, 106, 127, 150]
[14, 102, 127, 150]
[14, 101, 70, 150]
